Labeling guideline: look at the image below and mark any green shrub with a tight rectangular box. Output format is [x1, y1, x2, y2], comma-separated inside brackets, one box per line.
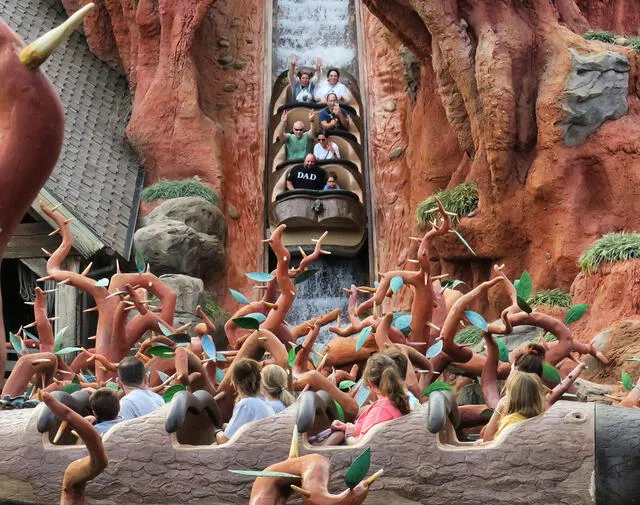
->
[629, 37, 640, 53]
[583, 30, 617, 44]
[141, 179, 219, 205]
[203, 295, 225, 320]
[578, 232, 640, 274]
[527, 289, 572, 308]
[454, 326, 483, 346]
[416, 181, 478, 229]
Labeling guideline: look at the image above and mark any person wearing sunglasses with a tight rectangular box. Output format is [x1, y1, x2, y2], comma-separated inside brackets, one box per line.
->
[313, 131, 341, 160]
[275, 109, 318, 160]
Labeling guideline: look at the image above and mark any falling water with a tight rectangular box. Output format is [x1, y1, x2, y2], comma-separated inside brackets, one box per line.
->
[272, 0, 359, 79]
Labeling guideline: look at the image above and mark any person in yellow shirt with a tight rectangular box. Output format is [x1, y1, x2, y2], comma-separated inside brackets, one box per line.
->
[493, 372, 546, 439]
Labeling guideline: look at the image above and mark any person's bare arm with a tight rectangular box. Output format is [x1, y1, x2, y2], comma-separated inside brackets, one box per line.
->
[312, 57, 322, 84]
[308, 111, 318, 139]
[216, 430, 229, 445]
[286, 180, 295, 190]
[481, 396, 506, 442]
[288, 53, 297, 88]
[335, 105, 349, 126]
[275, 110, 288, 142]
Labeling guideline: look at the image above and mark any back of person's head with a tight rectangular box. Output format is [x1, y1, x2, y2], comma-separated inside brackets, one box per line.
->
[231, 358, 262, 399]
[380, 345, 408, 381]
[505, 372, 546, 419]
[514, 343, 546, 377]
[261, 364, 294, 407]
[118, 357, 145, 387]
[90, 388, 119, 422]
[363, 353, 410, 415]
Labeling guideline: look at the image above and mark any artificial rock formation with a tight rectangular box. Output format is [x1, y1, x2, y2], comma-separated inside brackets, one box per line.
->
[362, 1, 640, 318]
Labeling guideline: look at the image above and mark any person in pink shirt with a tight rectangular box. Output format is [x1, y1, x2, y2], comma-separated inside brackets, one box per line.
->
[328, 353, 410, 445]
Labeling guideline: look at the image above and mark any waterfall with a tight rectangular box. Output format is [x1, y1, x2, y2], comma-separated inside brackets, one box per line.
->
[272, 0, 358, 79]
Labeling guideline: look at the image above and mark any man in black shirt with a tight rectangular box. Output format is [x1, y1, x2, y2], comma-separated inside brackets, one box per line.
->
[286, 154, 327, 191]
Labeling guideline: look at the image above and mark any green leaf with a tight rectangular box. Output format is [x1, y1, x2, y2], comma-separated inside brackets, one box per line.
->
[245, 272, 275, 282]
[72, 374, 80, 384]
[215, 368, 226, 383]
[106, 381, 120, 391]
[54, 346, 82, 356]
[542, 362, 561, 383]
[135, 251, 146, 273]
[344, 448, 371, 489]
[497, 339, 509, 362]
[625, 357, 640, 362]
[229, 289, 250, 305]
[334, 400, 345, 422]
[564, 304, 589, 325]
[339, 380, 357, 391]
[247, 312, 267, 323]
[621, 371, 634, 391]
[288, 347, 297, 367]
[425, 339, 443, 359]
[147, 345, 176, 358]
[9, 332, 24, 355]
[562, 393, 578, 398]
[169, 333, 191, 344]
[422, 380, 453, 397]
[163, 384, 186, 403]
[157, 323, 173, 336]
[95, 278, 109, 288]
[201, 334, 216, 359]
[440, 279, 466, 290]
[516, 296, 533, 314]
[53, 326, 68, 353]
[232, 313, 265, 330]
[452, 229, 476, 256]
[516, 271, 533, 300]
[293, 269, 319, 285]
[479, 408, 494, 422]
[355, 326, 372, 351]
[464, 310, 488, 331]
[543, 332, 558, 343]
[60, 383, 82, 394]
[390, 276, 404, 293]
[229, 470, 301, 479]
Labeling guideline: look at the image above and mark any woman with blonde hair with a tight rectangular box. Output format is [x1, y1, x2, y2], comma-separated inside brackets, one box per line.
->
[261, 364, 294, 413]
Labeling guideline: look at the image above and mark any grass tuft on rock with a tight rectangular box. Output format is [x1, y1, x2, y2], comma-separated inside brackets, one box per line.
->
[583, 30, 617, 44]
[578, 232, 640, 274]
[629, 37, 640, 53]
[416, 181, 478, 229]
[454, 326, 483, 346]
[527, 289, 572, 308]
[142, 179, 219, 205]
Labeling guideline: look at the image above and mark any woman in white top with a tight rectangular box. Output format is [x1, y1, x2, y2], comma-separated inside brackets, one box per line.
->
[314, 68, 351, 104]
[313, 131, 341, 160]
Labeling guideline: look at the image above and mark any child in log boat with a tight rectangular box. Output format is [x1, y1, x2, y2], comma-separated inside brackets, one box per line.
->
[261, 364, 294, 413]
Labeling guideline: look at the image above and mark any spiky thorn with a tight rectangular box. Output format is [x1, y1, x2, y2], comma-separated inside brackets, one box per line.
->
[81, 262, 93, 276]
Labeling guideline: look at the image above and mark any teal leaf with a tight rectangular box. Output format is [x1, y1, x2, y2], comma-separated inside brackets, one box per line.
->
[163, 384, 186, 403]
[564, 304, 589, 325]
[229, 470, 301, 478]
[9, 332, 24, 355]
[516, 296, 533, 314]
[390, 276, 404, 293]
[374, 281, 379, 288]
[157, 370, 170, 383]
[344, 448, 371, 489]
[158, 323, 173, 336]
[95, 278, 109, 288]
[229, 289, 250, 305]
[622, 371, 634, 391]
[147, 345, 175, 358]
[60, 383, 82, 394]
[496, 339, 509, 362]
[452, 229, 476, 256]
[293, 269, 319, 285]
[355, 383, 370, 407]
[23, 329, 39, 342]
[422, 380, 453, 397]
[355, 326, 372, 351]
[216, 352, 227, 362]
[215, 368, 225, 383]
[542, 362, 561, 383]
[53, 326, 68, 353]
[425, 339, 443, 359]
[334, 400, 345, 422]
[245, 272, 275, 282]
[516, 271, 532, 300]
[201, 334, 216, 359]
[625, 357, 640, 362]
[562, 393, 578, 398]
[246, 313, 267, 323]
[338, 380, 357, 391]
[464, 310, 488, 331]
[54, 346, 82, 356]
[392, 314, 412, 335]
[135, 251, 146, 273]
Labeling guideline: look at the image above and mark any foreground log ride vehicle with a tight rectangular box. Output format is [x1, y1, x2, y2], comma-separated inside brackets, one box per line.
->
[268, 68, 366, 255]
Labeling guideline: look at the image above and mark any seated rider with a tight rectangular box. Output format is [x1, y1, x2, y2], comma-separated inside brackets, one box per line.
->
[117, 356, 164, 421]
[323, 171, 341, 190]
[319, 93, 350, 134]
[285, 154, 327, 191]
[326, 353, 409, 445]
[380, 345, 421, 409]
[314, 131, 341, 160]
[288, 53, 321, 103]
[276, 110, 318, 160]
[261, 364, 295, 413]
[90, 387, 121, 435]
[314, 68, 351, 104]
[216, 359, 275, 444]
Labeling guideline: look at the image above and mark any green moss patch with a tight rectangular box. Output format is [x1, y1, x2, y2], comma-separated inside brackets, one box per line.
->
[142, 179, 219, 205]
[527, 289, 572, 308]
[416, 181, 478, 229]
[579, 232, 640, 274]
